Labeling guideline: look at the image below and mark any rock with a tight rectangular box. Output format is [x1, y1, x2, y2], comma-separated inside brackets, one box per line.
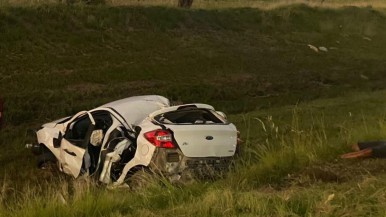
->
[319, 46, 328, 52]
[360, 74, 369, 80]
[308, 44, 319, 52]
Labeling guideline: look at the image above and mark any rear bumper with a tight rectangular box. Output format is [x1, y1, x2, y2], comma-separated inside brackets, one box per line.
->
[149, 148, 234, 180]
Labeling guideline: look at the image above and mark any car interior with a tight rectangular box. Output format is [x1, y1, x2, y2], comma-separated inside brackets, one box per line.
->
[64, 111, 113, 175]
[154, 108, 224, 124]
[99, 126, 139, 181]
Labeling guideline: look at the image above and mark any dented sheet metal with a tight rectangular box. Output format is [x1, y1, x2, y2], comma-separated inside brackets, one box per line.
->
[32, 95, 240, 186]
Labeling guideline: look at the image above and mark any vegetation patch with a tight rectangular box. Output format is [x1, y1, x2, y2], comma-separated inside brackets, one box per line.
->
[1, 3, 386, 216]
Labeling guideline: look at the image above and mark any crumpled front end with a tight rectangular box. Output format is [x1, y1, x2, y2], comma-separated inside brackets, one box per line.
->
[35, 127, 62, 158]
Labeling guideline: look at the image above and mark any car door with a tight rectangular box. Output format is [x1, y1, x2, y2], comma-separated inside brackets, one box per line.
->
[59, 112, 95, 178]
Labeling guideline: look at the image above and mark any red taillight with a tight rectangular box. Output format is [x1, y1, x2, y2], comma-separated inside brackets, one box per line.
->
[144, 130, 176, 148]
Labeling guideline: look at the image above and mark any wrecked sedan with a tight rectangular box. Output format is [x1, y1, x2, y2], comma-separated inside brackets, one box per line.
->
[33, 95, 240, 185]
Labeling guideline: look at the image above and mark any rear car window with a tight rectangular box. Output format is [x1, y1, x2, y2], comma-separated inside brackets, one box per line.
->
[154, 108, 224, 124]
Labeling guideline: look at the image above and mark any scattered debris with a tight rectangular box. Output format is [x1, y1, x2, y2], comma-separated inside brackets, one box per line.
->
[308, 45, 330, 53]
[324, 193, 335, 204]
[308, 44, 319, 52]
[360, 74, 369, 80]
[31, 95, 240, 186]
[318, 46, 328, 52]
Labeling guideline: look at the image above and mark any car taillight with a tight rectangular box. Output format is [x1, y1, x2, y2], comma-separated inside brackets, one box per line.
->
[144, 129, 176, 149]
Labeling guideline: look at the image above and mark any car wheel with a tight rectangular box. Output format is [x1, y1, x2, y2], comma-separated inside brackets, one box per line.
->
[126, 168, 155, 191]
[37, 151, 57, 170]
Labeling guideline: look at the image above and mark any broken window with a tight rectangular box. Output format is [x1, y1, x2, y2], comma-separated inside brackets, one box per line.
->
[65, 115, 92, 147]
[154, 108, 224, 124]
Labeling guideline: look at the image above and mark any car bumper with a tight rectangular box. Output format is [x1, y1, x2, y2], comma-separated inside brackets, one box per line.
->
[149, 148, 234, 180]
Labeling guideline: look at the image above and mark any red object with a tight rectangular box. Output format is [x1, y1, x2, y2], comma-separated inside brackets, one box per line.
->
[144, 129, 176, 149]
[341, 148, 372, 159]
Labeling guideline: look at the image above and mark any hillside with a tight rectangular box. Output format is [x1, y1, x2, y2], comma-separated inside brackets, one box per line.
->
[1, 4, 386, 216]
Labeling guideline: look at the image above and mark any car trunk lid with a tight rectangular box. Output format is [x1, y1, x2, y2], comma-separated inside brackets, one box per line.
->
[149, 105, 238, 158]
[165, 124, 237, 157]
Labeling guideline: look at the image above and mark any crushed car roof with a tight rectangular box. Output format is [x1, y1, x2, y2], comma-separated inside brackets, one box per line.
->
[99, 95, 170, 126]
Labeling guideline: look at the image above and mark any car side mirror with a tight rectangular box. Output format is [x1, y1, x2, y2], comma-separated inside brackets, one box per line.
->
[53, 132, 63, 148]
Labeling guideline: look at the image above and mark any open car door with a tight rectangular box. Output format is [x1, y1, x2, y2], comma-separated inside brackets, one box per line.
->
[59, 112, 96, 178]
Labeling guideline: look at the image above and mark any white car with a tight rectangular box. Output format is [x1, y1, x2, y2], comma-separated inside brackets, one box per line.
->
[33, 95, 240, 185]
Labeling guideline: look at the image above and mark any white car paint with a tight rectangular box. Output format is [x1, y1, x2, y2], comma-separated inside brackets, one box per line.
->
[36, 96, 170, 180]
[112, 120, 158, 185]
[146, 104, 237, 157]
[99, 95, 170, 128]
[59, 111, 95, 178]
[35, 95, 239, 186]
[162, 124, 237, 157]
[60, 139, 87, 177]
[36, 126, 62, 159]
[110, 104, 238, 185]
[99, 138, 132, 184]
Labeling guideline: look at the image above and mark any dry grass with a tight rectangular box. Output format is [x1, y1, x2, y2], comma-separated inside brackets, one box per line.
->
[1, 3, 386, 216]
[1, 0, 386, 9]
[95, 0, 386, 9]
[190, 0, 386, 10]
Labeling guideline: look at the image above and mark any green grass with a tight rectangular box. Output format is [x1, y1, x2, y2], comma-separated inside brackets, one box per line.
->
[1, 4, 386, 216]
[5, 177, 386, 217]
[3, 91, 386, 216]
[1, 5, 386, 121]
[2, 0, 386, 9]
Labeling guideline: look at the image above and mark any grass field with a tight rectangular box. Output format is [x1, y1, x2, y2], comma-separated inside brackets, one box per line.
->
[1, 2, 386, 216]
[2, 0, 386, 9]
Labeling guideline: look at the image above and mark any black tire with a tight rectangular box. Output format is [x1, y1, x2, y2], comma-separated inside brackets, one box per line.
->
[37, 151, 57, 170]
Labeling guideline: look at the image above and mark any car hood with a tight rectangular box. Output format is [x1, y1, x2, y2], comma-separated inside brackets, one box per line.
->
[42, 116, 71, 128]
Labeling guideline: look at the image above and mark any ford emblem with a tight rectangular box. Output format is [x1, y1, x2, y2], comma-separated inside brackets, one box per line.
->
[206, 136, 214, 140]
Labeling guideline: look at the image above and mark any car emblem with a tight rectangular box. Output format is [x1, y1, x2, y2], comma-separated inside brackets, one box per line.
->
[206, 136, 214, 140]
